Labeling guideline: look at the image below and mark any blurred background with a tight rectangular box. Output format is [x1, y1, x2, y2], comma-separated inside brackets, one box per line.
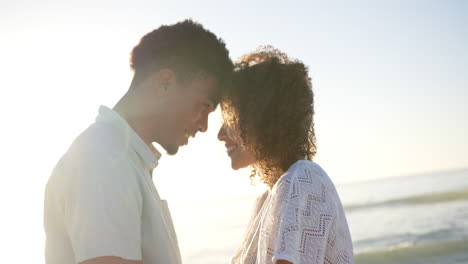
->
[1, 0, 467, 263]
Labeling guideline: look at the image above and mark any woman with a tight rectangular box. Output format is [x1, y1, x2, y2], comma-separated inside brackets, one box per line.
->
[218, 46, 353, 264]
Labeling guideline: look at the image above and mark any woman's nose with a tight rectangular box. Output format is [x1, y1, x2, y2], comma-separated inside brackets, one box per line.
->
[217, 125, 227, 141]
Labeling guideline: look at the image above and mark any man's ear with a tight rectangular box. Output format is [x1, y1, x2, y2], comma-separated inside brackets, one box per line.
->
[155, 68, 176, 95]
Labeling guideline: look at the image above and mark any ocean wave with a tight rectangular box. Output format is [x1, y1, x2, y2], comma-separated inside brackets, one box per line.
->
[354, 239, 468, 264]
[344, 187, 468, 212]
[353, 227, 468, 253]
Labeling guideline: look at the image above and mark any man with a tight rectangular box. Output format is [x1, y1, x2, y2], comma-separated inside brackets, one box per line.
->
[44, 20, 233, 264]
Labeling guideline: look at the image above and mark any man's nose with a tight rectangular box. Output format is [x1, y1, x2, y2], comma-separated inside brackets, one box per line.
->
[197, 114, 209, 133]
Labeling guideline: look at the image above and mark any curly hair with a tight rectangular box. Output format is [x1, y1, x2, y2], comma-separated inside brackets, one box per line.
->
[130, 19, 233, 86]
[221, 46, 316, 188]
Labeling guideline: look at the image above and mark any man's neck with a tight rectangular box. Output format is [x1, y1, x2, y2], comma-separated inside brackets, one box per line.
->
[113, 94, 154, 147]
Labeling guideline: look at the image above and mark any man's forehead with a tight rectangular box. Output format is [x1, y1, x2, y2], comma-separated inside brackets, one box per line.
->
[191, 74, 221, 101]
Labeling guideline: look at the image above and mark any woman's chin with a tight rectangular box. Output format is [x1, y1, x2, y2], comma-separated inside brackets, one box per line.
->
[231, 159, 250, 170]
[231, 162, 242, 170]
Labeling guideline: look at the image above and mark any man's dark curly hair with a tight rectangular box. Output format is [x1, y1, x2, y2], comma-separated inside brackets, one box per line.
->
[130, 19, 233, 86]
[221, 46, 316, 188]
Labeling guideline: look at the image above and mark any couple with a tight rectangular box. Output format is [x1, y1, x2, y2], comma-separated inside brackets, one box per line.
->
[44, 20, 353, 264]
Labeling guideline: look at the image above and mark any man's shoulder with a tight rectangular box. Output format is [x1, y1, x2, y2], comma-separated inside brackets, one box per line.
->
[50, 122, 132, 186]
[71, 121, 126, 156]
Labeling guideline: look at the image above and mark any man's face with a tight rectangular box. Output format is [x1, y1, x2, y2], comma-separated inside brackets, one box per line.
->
[158, 74, 219, 155]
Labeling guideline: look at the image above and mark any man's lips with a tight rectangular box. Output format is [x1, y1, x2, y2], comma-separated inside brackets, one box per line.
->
[183, 130, 196, 145]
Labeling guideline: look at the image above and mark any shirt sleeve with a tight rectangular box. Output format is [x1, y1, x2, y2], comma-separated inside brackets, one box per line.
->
[63, 153, 143, 263]
[268, 167, 335, 264]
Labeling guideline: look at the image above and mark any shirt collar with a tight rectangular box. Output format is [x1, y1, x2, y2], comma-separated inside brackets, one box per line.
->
[96, 105, 162, 170]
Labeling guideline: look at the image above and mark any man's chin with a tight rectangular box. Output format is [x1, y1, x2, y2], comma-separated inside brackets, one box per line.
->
[164, 144, 179, 155]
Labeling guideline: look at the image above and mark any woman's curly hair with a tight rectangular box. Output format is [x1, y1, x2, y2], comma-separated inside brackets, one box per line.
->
[221, 46, 317, 188]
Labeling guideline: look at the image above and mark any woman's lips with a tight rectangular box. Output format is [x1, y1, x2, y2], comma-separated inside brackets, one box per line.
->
[226, 144, 238, 156]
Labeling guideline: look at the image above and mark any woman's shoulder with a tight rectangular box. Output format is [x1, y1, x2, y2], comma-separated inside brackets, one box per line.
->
[273, 160, 339, 207]
[276, 160, 329, 188]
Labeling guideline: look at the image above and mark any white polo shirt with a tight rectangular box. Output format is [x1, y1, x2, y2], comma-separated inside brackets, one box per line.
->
[44, 106, 182, 264]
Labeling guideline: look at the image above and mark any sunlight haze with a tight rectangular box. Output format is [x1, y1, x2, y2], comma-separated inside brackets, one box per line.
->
[1, 0, 467, 263]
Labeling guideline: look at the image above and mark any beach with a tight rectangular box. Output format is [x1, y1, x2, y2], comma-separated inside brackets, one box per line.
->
[169, 168, 468, 264]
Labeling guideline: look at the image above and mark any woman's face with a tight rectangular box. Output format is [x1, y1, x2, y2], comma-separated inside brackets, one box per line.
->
[217, 124, 256, 170]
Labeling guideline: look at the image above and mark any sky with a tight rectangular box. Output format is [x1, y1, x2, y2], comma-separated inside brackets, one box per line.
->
[0, 0, 467, 262]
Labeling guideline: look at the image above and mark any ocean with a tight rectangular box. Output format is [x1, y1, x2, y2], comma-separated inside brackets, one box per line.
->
[169, 168, 468, 264]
